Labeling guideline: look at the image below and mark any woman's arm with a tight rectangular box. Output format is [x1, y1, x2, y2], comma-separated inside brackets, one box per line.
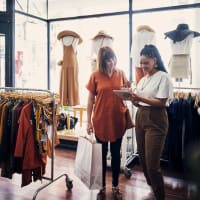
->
[87, 91, 95, 133]
[130, 92, 167, 107]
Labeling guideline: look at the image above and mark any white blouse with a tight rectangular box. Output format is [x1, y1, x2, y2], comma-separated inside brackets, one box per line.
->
[131, 29, 156, 67]
[91, 37, 113, 59]
[136, 71, 173, 106]
[169, 34, 194, 55]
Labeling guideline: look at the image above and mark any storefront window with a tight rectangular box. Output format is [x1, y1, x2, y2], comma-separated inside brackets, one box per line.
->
[48, 0, 128, 19]
[133, 0, 200, 10]
[133, 8, 200, 88]
[15, 0, 27, 12]
[15, 14, 47, 89]
[0, 0, 6, 12]
[50, 15, 129, 106]
[0, 34, 5, 87]
[15, 0, 47, 19]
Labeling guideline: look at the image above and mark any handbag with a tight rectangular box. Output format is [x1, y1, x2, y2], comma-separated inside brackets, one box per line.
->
[125, 107, 135, 129]
[74, 135, 102, 190]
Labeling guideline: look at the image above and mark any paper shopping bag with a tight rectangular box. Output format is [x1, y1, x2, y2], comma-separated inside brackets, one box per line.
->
[74, 136, 102, 190]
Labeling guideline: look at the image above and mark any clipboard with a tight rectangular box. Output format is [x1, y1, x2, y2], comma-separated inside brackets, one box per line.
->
[113, 89, 132, 100]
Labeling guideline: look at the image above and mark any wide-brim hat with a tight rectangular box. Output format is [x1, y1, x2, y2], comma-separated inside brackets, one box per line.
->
[92, 30, 113, 40]
[57, 30, 83, 44]
[164, 23, 200, 42]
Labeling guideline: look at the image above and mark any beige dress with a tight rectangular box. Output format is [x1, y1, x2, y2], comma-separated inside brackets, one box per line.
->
[59, 44, 79, 106]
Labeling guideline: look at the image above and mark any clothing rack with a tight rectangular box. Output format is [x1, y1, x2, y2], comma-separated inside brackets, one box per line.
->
[0, 87, 73, 200]
[165, 86, 200, 170]
[173, 86, 200, 90]
[126, 86, 200, 170]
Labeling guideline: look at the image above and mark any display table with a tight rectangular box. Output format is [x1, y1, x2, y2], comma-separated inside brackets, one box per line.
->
[73, 106, 87, 127]
[57, 105, 87, 142]
[57, 123, 87, 142]
[57, 129, 79, 141]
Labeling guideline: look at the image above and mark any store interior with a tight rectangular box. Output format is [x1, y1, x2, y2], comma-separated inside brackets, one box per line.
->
[0, 0, 200, 199]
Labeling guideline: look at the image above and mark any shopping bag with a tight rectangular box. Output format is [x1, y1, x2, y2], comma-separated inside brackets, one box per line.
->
[74, 136, 102, 190]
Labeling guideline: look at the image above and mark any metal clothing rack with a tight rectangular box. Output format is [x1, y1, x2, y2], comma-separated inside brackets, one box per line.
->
[0, 87, 73, 200]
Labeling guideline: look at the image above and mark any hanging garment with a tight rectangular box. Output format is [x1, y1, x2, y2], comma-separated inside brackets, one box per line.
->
[14, 102, 46, 187]
[91, 32, 113, 71]
[135, 66, 146, 85]
[131, 27, 156, 67]
[166, 33, 195, 80]
[130, 26, 156, 85]
[59, 44, 80, 106]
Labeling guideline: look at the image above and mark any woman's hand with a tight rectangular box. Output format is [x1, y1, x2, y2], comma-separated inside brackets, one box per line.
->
[87, 122, 93, 134]
[128, 92, 140, 106]
[123, 81, 132, 88]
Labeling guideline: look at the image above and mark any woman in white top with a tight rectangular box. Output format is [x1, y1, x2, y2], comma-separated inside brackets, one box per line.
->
[129, 44, 173, 200]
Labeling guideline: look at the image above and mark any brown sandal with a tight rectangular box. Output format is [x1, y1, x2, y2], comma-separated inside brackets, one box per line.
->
[112, 186, 122, 200]
[97, 187, 106, 200]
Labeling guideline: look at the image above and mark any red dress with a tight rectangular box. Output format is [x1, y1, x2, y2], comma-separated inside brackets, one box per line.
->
[86, 69, 128, 142]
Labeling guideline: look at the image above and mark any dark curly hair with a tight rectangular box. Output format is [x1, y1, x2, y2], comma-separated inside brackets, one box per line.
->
[140, 44, 167, 72]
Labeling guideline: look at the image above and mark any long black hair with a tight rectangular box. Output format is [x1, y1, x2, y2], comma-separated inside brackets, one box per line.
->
[140, 44, 167, 72]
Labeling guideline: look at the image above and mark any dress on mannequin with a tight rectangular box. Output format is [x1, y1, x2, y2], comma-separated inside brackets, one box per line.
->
[57, 30, 83, 106]
[130, 25, 156, 84]
[91, 30, 113, 71]
[164, 23, 200, 80]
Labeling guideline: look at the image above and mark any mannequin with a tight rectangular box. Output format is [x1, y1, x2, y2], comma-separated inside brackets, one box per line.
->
[57, 30, 83, 106]
[130, 25, 156, 84]
[164, 23, 200, 81]
[91, 30, 113, 71]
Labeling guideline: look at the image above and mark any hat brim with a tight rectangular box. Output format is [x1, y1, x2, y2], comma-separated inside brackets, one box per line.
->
[164, 30, 200, 42]
[137, 25, 155, 32]
[57, 30, 83, 44]
[92, 32, 113, 40]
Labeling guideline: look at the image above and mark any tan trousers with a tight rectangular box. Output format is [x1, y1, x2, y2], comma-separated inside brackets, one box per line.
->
[135, 106, 168, 200]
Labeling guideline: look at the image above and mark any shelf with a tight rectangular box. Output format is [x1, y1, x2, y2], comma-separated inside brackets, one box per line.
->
[57, 129, 79, 141]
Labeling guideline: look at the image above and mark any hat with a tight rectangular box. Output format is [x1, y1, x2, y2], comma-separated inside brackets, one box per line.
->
[92, 30, 113, 40]
[164, 23, 200, 43]
[57, 30, 83, 44]
[136, 25, 155, 33]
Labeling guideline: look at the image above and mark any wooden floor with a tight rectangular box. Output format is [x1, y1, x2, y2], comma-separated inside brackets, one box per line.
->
[0, 147, 198, 200]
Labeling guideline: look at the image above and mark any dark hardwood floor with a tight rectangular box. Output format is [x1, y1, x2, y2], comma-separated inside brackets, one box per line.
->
[0, 147, 198, 200]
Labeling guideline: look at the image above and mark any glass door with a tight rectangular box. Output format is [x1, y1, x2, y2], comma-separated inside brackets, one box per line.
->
[0, 23, 6, 87]
[0, 0, 15, 87]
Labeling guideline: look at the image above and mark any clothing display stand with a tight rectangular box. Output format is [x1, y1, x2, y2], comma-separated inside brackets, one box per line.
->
[173, 86, 200, 90]
[0, 87, 73, 200]
[127, 86, 200, 170]
[167, 86, 200, 171]
[121, 101, 139, 178]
